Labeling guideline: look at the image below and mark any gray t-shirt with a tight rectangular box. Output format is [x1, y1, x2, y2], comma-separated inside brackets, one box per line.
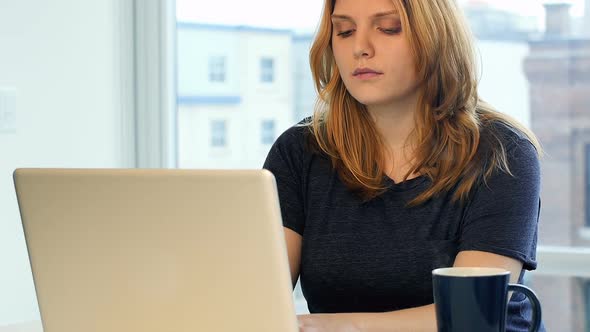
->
[263, 120, 544, 332]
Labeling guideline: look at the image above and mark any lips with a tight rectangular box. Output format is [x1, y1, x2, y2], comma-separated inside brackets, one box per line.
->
[353, 67, 383, 79]
[353, 68, 381, 75]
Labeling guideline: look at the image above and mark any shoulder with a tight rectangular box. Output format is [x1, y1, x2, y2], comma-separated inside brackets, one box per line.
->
[263, 118, 314, 171]
[275, 118, 311, 146]
[480, 120, 540, 167]
[270, 117, 313, 157]
[475, 120, 541, 194]
[483, 120, 530, 148]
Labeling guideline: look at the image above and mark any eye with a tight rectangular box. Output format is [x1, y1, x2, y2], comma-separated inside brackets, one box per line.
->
[337, 29, 355, 38]
[380, 27, 402, 35]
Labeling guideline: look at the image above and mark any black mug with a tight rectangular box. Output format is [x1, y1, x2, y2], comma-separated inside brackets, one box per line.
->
[432, 267, 542, 332]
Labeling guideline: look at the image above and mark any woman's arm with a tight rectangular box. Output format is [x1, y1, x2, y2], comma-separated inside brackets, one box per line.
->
[297, 250, 523, 332]
[297, 305, 436, 332]
[285, 227, 303, 288]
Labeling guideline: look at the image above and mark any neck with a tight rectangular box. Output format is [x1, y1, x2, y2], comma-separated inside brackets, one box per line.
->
[367, 94, 418, 151]
[367, 93, 420, 181]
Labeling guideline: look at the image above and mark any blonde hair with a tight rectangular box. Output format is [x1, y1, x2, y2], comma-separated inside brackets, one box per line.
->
[307, 0, 541, 205]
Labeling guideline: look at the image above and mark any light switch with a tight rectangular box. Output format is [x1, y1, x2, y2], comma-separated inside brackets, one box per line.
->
[0, 88, 17, 133]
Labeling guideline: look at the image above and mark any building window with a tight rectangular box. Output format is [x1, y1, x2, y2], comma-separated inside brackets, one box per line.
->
[260, 57, 274, 83]
[261, 120, 276, 145]
[210, 120, 227, 147]
[209, 56, 226, 82]
[586, 144, 590, 227]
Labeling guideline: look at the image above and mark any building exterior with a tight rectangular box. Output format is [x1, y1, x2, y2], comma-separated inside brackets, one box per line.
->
[176, 23, 295, 169]
[524, 3, 590, 330]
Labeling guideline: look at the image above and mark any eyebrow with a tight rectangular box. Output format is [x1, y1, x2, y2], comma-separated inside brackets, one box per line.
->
[331, 10, 398, 21]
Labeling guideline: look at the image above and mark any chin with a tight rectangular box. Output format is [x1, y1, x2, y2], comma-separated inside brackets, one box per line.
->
[348, 87, 418, 109]
[349, 93, 393, 108]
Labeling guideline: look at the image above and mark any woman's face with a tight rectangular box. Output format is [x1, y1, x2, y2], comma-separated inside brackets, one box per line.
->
[331, 0, 419, 109]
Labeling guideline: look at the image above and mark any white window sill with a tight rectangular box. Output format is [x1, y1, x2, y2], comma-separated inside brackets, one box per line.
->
[534, 245, 590, 277]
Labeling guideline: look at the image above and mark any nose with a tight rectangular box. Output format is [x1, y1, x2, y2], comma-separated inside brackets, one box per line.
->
[353, 28, 374, 59]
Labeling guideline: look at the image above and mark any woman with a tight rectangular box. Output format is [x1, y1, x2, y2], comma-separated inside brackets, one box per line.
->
[263, 0, 544, 331]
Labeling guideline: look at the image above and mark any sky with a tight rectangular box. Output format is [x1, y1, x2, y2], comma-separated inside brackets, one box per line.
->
[176, 0, 586, 31]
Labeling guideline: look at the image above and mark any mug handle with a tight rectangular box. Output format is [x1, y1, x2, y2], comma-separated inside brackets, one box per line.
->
[507, 284, 542, 332]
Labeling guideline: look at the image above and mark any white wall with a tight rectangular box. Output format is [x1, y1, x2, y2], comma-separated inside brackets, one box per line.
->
[0, 0, 126, 327]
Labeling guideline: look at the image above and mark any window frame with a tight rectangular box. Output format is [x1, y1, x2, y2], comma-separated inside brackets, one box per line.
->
[586, 280, 590, 332]
[573, 130, 590, 241]
[586, 144, 590, 228]
[133, 0, 178, 168]
[210, 120, 228, 148]
[260, 57, 275, 83]
[209, 56, 227, 83]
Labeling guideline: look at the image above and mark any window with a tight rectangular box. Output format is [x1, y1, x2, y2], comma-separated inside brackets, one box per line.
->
[210, 120, 227, 147]
[261, 120, 276, 145]
[587, 144, 590, 227]
[260, 57, 274, 83]
[173, 0, 590, 329]
[209, 56, 226, 82]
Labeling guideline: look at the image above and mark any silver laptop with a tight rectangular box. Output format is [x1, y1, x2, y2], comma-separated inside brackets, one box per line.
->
[13, 168, 298, 332]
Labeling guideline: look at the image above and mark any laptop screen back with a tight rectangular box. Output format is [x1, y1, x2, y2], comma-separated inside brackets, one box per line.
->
[13, 168, 298, 332]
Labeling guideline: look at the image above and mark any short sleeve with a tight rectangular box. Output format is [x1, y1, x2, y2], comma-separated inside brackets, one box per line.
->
[458, 138, 541, 270]
[263, 126, 307, 236]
